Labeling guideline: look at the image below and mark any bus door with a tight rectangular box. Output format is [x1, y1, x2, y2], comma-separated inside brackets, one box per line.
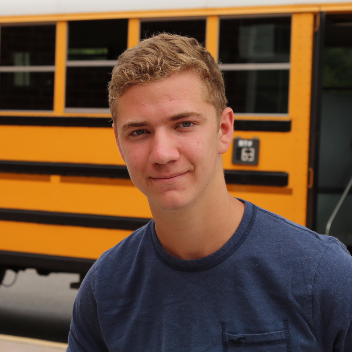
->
[310, 13, 352, 248]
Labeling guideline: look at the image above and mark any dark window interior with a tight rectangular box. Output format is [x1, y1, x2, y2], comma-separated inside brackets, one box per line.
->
[66, 19, 128, 108]
[223, 70, 289, 114]
[0, 25, 56, 66]
[323, 15, 352, 95]
[0, 72, 54, 110]
[219, 17, 291, 64]
[140, 19, 206, 45]
[68, 19, 128, 61]
[66, 67, 111, 108]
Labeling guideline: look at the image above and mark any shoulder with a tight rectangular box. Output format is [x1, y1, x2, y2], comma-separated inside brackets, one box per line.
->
[251, 201, 352, 293]
[249, 203, 352, 341]
[252, 203, 340, 253]
[79, 220, 155, 299]
[313, 236, 352, 304]
[247, 202, 352, 294]
[92, 220, 154, 276]
[311, 235, 352, 349]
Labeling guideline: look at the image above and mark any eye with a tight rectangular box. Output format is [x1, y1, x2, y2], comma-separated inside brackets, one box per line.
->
[180, 121, 193, 128]
[131, 129, 146, 136]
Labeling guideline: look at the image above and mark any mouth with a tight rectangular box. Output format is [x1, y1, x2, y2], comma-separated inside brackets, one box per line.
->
[150, 171, 188, 181]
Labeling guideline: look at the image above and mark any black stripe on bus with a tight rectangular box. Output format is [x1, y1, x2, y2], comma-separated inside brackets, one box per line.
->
[234, 120, 291, 132]
[0, 208, 151, 231]
[0, 116, 112, 127]
[224, 170, 288, 187]
[0, 160, 130, 179]
[0, 116, 291, 132]
[0, 160, 288, 187]
[0, 250, 95, 274]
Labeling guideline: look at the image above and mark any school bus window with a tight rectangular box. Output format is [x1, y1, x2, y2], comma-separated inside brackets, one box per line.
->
[67, 19, 128, 61]
[219, 17, 291, 115]
[0, 25, 56, 66]
[140, 19, 206, 45]
[219, 17, 291, 64]
[323, 14, 352, 98]
[0, 24, 56, 111]
[65, 19, 128, 111]
[223, 70, 289, 114]
[66, 67, 111, 109]
[0, 72, 54, 110]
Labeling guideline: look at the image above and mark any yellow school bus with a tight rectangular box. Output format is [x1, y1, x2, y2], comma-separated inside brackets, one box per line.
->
[0, 0, 351, 284]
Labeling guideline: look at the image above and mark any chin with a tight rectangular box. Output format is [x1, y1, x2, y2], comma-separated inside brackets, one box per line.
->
[148, 192, 193, 212]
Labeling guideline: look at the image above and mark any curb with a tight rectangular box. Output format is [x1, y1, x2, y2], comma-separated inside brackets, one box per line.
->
[0, 334, 68, 349]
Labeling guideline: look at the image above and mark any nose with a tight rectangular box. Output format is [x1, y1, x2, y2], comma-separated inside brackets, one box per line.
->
[149, 130, 179, 165]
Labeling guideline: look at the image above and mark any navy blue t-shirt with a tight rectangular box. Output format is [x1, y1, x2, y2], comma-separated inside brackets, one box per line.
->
[67, 200, 352, 351]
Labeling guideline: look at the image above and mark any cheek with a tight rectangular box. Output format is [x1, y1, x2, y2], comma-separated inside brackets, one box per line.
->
[194, 131, 218, 155]
[181, 136, 213, 166]
[124, 145, 148, 171]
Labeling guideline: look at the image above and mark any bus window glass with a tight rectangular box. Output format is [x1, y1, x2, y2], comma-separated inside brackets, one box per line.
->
[141, 19, 206, 45]
[66, 67, 111, 109]
[219, 16, 291, 115]
[68, 19, 128, 61]
[0, 72, 54, 110]
[219, 17, 291, 64]
[322, 15, 352, 98]
[0, 25, 55, 110]
[223, 70, 289, 114]
[0, 25, 56, 66]
[65, 19, 128, 110]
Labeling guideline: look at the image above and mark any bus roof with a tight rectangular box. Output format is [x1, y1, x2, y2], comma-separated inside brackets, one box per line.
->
[0, 0, 351, 17]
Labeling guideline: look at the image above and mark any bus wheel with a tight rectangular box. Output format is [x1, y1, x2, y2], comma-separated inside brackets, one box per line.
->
[0, 269, 6, 285]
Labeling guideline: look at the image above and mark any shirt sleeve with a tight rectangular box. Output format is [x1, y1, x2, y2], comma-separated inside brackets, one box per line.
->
[67, 263, 109, 352]
[312, 238, 352, 352]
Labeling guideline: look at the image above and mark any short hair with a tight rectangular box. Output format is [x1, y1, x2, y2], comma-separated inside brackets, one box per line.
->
[108, 33, 227, 123]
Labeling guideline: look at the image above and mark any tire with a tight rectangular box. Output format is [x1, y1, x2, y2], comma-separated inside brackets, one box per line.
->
[0, 269, 6, 285]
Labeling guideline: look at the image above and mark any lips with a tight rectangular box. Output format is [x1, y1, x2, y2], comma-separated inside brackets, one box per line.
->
[150, 171, 188, 180]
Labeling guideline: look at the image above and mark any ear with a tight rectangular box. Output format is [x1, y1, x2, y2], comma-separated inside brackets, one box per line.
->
[218, 107, 234, 155]
[112, 123, 126, 162]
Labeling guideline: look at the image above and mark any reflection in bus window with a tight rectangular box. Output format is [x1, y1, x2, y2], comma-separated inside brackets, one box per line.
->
[219, 17, 290, 115]
[219, 17, 291, 64]
[0, 25, 56, 110]
[0, 25, 56, 66]
[65, 19, 128, 110]
[223, 70, 289, 114]
[68, 20, 128, 61]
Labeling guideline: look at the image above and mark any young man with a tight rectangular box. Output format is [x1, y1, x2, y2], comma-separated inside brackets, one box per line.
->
[67, 34, 352, 351]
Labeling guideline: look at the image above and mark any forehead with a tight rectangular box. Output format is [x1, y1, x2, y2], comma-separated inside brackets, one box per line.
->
[115, 71, 210, 122]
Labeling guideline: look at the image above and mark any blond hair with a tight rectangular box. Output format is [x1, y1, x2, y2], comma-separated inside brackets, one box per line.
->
[108, 33, 227, 122]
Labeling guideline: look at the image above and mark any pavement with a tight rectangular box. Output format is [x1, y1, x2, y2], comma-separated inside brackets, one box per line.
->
[0, 269, 78, 342]
[0, 334, 67, 351]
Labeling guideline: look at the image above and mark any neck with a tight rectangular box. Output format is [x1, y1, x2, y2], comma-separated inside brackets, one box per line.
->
[149, 170, 245, 260]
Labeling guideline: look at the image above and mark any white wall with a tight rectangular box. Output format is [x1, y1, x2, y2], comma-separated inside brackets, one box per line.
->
[0, 0, 351, 17]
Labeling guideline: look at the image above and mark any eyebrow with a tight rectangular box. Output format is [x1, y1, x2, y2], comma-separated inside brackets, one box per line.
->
[169, 111, 202, 122]
[121, 121, 148, 133]
[121, 111, 202, 132]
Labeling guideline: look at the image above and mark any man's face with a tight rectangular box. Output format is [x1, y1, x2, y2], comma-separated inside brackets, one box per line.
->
[113, 71, 231, 212]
